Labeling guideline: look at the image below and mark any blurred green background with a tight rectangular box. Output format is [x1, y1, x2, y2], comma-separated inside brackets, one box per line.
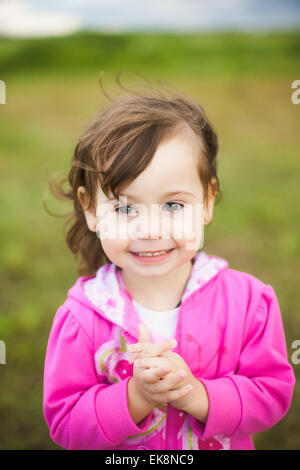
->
[0, 31, 300, 449]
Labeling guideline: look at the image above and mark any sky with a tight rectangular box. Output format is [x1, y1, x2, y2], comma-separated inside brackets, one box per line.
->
[0, 0, 300, 37]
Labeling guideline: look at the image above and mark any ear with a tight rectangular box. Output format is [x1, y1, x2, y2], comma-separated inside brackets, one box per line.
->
[77, 186, 97, 232]
[203, 178, 217, 225]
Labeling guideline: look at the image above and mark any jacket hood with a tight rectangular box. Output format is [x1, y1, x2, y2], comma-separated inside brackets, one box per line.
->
[67, 251, 229, 340]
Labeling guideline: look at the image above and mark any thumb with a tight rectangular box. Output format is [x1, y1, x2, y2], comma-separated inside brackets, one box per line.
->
[138, 322, 151, 343]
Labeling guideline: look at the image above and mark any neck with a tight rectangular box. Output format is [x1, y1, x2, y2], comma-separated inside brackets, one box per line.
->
[119, 258, 194, 311]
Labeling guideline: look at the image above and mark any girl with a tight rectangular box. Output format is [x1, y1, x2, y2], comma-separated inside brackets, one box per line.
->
[43, 73, 295, 450]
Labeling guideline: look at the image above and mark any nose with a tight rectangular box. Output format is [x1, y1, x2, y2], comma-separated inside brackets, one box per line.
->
[130, 205, 171, 240]
[135, 207, 160, 239]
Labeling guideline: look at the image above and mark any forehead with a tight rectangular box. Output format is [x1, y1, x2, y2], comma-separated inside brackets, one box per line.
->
[153, 132, 201, 171]
[99, 131, 204, 201]
[130, 132, 202, 189]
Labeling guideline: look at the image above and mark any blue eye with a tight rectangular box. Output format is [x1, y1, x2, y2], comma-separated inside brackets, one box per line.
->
[114, 205, 137, 215]
[114, 201, 184, 216]
[162, 202, 184, 212]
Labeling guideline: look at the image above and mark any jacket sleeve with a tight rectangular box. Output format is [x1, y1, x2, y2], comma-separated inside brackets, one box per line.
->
[43, 305, 153, 450]
[189, 284, 296, 439]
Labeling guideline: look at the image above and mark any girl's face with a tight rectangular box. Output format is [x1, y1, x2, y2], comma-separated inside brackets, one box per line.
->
[78, 130, 215, 278]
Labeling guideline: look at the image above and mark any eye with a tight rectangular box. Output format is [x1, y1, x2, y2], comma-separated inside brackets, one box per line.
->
[162, 202, 184, 212]
[114, 204, 137, 216]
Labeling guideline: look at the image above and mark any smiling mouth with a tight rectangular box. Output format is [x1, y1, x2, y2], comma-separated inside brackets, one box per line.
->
[130, 248, 174, 257]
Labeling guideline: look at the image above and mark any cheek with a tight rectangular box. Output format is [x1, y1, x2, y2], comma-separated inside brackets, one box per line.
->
[99, 238, 129, 267]
[98, 215, 131, 258]
[100, 236, 128, 254]
[171, 205, 204, 250]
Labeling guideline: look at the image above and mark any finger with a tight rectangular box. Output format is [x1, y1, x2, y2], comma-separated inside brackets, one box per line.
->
[141, 365, 172, 384]
[128, 348, 161, 364]
[166, 384, 193, 403]
[134, 356, 171, 369]
[128, 351, 141, 364]
[138, 322, 151, 343]
[150, 384, 193, 406]
[128, 338, 177, 357]
[140, 339, 178, 357]
[152, 370, 187, 393]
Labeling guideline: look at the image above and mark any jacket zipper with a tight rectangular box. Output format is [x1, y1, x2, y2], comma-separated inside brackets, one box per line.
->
[166, 404, 178, 449]
[165, 299, 183, 450]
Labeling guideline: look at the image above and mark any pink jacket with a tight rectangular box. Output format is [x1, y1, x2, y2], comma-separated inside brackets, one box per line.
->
[43, 251, 295, 450]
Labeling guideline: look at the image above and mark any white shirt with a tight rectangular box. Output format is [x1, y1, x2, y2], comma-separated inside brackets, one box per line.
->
[132, 299, 180, 339]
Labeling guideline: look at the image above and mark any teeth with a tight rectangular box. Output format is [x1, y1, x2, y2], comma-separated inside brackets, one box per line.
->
[135, 249, 171, 257]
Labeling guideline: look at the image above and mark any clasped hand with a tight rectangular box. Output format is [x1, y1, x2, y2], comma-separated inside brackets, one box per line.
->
[128, 323, 195, 410]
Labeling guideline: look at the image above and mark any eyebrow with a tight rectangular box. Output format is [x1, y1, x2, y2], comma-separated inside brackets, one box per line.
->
[106, 190, 195, 201]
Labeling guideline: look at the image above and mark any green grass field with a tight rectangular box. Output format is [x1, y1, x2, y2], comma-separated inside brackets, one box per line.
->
[0, 31, 300, 449]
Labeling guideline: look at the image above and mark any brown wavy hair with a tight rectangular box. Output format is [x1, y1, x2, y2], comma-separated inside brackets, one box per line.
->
[43, 71, 222, 277]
